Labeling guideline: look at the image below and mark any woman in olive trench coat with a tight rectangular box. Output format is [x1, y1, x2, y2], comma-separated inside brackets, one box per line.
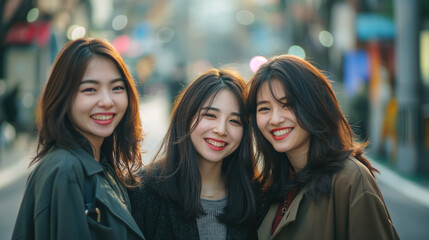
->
[247, 55, 399, 239]
[12, 38, 145, 240]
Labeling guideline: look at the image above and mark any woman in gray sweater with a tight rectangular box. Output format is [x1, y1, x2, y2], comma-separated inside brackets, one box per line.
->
[129, 68, 260, 240]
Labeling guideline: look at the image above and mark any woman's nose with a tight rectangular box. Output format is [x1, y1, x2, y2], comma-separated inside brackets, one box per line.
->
[98, 91, 114, 108]
[269, 108, 285, 125]
[213, 120, 227, 136]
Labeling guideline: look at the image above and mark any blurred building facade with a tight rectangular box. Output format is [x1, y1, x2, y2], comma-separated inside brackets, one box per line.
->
[1, 0, 428, 177]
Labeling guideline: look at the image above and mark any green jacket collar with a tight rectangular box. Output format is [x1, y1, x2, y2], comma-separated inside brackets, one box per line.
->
[69, 146, 104, 176]
[69, 146, 145, 239]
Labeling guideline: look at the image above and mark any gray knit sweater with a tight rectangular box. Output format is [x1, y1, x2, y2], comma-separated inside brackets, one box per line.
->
[197, 197, 228, 240]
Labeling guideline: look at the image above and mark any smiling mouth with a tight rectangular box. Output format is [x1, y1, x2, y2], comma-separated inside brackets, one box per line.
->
[91, 114, 114, 120]
[270, 128, 292, 140]
[90, 114, 115, 125]
[205, 138, 228, 150]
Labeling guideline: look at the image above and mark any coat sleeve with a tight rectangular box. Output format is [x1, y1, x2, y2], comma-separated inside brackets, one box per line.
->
[347, 170, 400, 240]
[33, 159, 93, 240]
[349, 191, 399, 239]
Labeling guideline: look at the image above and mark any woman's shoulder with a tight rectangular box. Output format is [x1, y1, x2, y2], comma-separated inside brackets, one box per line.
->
[37, 147, 81, 168]
[128, 170, 177, 221]
[31, 148, 85, 183]
[340, 156, 375, 179]
[332, 156, 380, 196]
[23, 148, 87, 211]
[128, 169, 161, 201]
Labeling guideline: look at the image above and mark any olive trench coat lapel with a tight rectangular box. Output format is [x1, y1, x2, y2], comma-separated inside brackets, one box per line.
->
[258, 189, 305, 240]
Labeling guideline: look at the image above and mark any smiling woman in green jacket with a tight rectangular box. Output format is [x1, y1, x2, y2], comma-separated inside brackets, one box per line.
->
[12, 38, 145, 240]
[247, 54, 399, 240]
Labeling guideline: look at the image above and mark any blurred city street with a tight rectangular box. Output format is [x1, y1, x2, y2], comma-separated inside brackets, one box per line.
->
[0, 91, 428, 240]
[1, 0, 429, 239]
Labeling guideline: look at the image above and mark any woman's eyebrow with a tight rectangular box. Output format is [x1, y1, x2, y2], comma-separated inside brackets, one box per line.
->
[80, 78, 124, 84]
[201, 106, 219, 112]
[256, 100, 269, 106]
[201, 106, 240, 116]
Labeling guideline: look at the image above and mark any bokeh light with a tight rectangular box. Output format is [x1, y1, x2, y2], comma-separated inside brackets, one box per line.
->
[236, 10, 255, 26]
[112, 15, 128, 31]
[27, 8, 39, 23]
[319, 30, 334, 47]
[67, 25, 86, 40]
[288, 45, 306, 59]
[22, 92, 34, 109]
[156, 27, 175, 43]
[2, 122, 16, 143]
[249, 56, 268, 73]
[112, 34, 130, 54]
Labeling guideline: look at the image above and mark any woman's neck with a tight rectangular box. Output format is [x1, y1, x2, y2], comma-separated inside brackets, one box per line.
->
[90, 141, 102, 162]
[198, 160, 226, 200]
[286, 150, 308, 172]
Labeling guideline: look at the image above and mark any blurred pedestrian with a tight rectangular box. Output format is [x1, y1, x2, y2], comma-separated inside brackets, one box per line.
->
[2, 83, 19, 129]
[247, 54, 399, 239]
[128, 68, 260, 240]
[12, 38, 145, 240]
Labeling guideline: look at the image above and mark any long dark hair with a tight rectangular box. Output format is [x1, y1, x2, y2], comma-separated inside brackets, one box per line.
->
[247, 54, 377, 203]
[32, 38, 143, 187]
[145, 68, 258, 226]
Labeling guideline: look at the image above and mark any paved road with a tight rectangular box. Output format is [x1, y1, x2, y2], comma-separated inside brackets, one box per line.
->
[1, 94, 429, 240]
[0, 173, 26, 238]
[379, 180, 429, 239]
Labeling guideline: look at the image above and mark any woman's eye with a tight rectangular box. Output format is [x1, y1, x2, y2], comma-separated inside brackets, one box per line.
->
[257, 107, 270, 112]
[283, 103, 292, 108]
[202, 113, 216, 118]
[113, 86, 125, 91]
[230, 119, 242, 125]
[82, 88, 96, 93]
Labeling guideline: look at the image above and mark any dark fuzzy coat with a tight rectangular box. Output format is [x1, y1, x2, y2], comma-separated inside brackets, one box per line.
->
[128, 182, 257, 240]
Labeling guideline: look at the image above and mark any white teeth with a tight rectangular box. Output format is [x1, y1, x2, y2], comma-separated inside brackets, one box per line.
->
[272, 128, 291, 136]
[91, 115, 113, 120]
[206, 139, 226, 147]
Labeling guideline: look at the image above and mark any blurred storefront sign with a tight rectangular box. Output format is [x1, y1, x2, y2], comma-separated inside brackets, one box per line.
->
[2, 20, 51, 130]
[344, 50, 369, 97]
[356, 13, 395, 41]
[4, 21, 50, 46]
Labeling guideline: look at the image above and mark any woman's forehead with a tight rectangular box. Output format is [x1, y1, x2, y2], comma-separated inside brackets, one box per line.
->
[257, 78, 286, 100]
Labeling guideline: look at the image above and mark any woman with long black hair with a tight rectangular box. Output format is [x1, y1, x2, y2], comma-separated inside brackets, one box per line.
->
[247, 54, 399, 239]
[12, 38, 145, 240]
[129, 68, 259, 240]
